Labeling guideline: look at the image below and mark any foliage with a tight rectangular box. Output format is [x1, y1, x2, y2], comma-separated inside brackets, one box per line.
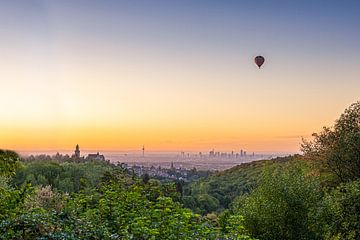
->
[1, 154, 254, 239]
[219, 211, 256, 240]
[0, 182, 33, 221]
[302, 101, 360, 182]
[312, 180, 360, 240]
[0, 150, 21, 177]
[13, 160, 113, 193]
[64, 180, 216, 239]
[0, 150, 31, 222]
[232, 161, 322, 240]
[142, 173, 150, 184]
[183, 156, 294, 214]
[25, 185, 67, 212]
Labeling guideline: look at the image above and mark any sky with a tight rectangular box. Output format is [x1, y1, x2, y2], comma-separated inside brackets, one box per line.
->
[1, 0, 360, 154]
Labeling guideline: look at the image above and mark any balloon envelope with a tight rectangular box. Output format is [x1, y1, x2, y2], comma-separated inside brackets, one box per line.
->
[254, 56, 265, 68]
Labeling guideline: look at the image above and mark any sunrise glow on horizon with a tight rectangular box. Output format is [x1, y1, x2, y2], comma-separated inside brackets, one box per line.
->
[1, 1, 360, 153]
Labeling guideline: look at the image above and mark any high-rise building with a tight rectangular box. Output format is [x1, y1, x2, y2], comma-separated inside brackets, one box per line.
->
[209, 150, 214, 157]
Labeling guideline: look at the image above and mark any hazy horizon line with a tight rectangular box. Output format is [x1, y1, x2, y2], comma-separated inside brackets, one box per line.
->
[15, 149, 298, 155]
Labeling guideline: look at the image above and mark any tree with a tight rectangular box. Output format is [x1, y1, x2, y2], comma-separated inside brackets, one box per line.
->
[175, 180, 183, 197]
[234, 162, 321, 240]
[302, 101, 360, 182]
[142, 173, 150, 184]
[313, 180, 360, 240]
[0, 150, 21, 177]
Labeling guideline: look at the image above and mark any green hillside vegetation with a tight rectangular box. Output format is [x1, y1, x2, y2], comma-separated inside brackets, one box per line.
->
[0, 151, 253, 239]
[12, 160, 113, 193]
[182, 156, 295, 214]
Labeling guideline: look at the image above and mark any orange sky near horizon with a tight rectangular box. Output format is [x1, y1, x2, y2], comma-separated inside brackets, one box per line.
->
[0, 99, 349, 153]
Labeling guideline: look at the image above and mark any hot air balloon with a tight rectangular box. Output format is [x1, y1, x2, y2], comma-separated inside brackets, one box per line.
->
[254, 56, 265, 68]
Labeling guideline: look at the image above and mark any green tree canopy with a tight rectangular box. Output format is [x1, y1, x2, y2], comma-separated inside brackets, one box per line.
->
[302, 101, 360, 182]
[314, 180, 360, 240]
[0, 150, 21, 177]
[233, 162, 321, 240]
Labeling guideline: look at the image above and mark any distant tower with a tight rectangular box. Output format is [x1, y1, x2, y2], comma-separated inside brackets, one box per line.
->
[142, 145, 145, 157]
[75, 144, 80, 158]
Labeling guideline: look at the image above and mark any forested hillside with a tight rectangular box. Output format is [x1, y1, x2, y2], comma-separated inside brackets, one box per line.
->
[182, 156, 294, 214]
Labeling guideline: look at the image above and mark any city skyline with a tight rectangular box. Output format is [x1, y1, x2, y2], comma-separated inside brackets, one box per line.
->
[1, 1, 360, 153]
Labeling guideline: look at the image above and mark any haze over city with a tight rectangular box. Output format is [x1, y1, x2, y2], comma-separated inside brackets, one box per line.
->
[1, 1, 359, 154]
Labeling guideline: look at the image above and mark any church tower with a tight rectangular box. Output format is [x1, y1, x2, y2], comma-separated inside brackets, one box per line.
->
[75, 144, 80, 158]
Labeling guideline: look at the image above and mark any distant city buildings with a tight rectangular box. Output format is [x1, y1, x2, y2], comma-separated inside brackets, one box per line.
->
[87, 152, 105, 161]
[126, 162, 209, 182]
[209, 150, 215, 157]
[70, 144, 254, 162]
[71, 144, 105, 161]
[207, 148, 253, 159]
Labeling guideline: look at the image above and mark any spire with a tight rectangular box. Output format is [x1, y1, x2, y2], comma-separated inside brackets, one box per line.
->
[75, 144, 80, 158]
